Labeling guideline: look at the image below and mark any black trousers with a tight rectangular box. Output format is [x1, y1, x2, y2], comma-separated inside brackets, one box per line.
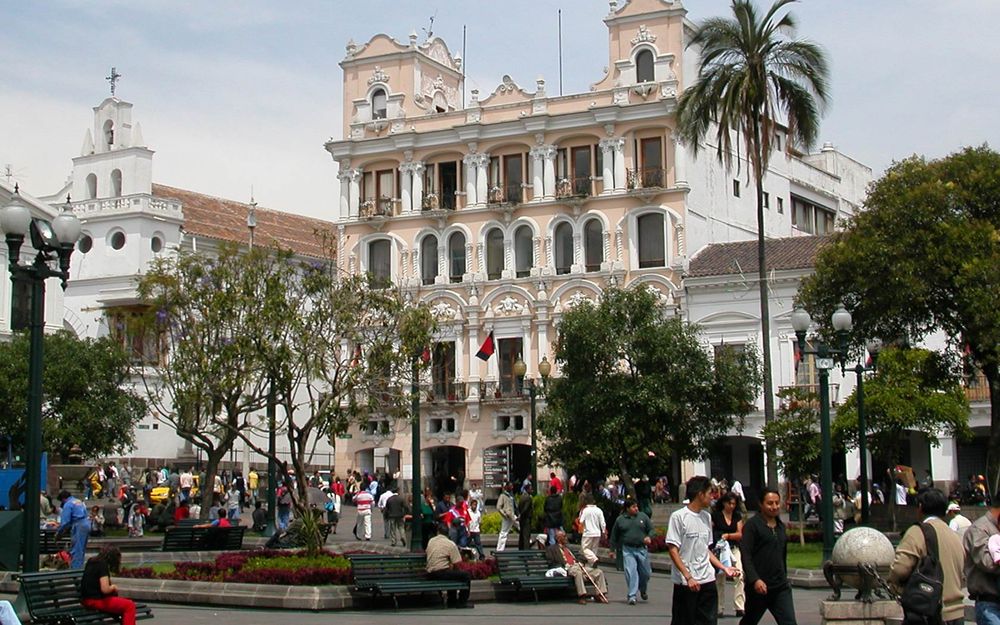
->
[427, 569, 471, 605]
[518, 517, 532, 549]
[740, 584, 797, 625]
[672, 581, 718, 625]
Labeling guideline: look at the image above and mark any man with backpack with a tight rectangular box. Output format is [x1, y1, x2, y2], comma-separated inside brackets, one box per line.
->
[888, 488, 965, 625]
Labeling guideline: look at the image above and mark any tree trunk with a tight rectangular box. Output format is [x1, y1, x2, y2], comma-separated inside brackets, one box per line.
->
[618, 459, 636, 502]
[798, 498, 805, 546]
[200, 450, 224, 519]
[752, 120, 778, 489]
[985, 364, 1000, 497]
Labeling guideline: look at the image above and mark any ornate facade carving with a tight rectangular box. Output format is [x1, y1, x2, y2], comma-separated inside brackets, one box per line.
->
[494, 295, 525, 316]
[431, 301, 458, 321]
[566, 291, 592, 309]
[631, 24, 657, 46]
[368, 66, 390, 85]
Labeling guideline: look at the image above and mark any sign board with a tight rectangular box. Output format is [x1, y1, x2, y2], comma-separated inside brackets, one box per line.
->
[336, 433, 353, 440]
[483, 445, 511, 489]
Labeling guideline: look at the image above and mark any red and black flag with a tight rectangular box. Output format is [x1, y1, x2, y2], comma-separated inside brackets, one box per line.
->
[476, 331, 496, 362]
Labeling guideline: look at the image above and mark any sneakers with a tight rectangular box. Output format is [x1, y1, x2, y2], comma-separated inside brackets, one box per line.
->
[640, 591, 648, 601]
[628, 597, 637, 606]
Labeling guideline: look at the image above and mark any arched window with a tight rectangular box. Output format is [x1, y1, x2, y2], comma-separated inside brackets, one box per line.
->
[368, 239, 391, 281]
[448, 232, 466, 283]
[584, 219, 604, 272]
[421, 235, 439, 285]
[433, 91, 447, 114]
[86, 173, 98, 199]
[111, 169, 122, 196]
[371, 88, 387, 120]
[103, 120, 114, 149]
[637, 213, 666, 268]
[636, 49, 654, 83]
[486, 228, 504, 280]
[554, 222, 573, 275]
[514, 225, 533, 278]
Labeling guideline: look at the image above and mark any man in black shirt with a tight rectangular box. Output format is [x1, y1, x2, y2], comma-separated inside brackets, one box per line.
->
[739, 488, 796, 625]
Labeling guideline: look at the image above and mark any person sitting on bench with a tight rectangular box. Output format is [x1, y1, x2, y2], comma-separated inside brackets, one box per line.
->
[80, 546, 136, 625]
[425, 523, 472, 608]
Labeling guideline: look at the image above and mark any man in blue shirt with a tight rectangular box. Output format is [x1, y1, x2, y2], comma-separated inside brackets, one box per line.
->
[57, 490, 91, 568]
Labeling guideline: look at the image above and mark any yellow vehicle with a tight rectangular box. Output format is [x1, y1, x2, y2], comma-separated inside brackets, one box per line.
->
[148, 476, 200, 505]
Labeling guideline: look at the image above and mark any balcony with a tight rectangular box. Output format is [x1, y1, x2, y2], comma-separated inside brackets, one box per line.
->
[360, 196, 394, 220]
[627, 167, 667, 191]
[422, 190, 458, 212]
[556, 176, 593, 199]
[479, 380, 529, 403]
[421, 381, 468, 404]
[965, 372, 991, 402]
[487, 184, 525, 207]
[777, 383, 841, 408]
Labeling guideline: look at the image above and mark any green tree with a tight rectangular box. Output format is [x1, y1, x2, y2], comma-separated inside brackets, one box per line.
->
[799, 147, 999, 487]
[537, 286, 762, 499]
[677, 0, 830, 488]
[760, 387, 820, 544]
[0, 331, 146, 460]
[136, 244, 282, 516]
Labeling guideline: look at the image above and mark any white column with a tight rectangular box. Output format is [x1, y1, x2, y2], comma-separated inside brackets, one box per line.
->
[571, 233, 583, 273]
[465, 242, 474, 279]
[467, 319, 482, 386]
[464, 155, 478, 205]
[599, 139, 615, 193]
[436, 240, 447, 285]
[338, 172, 351, 220]
[612, 139, 626, 192]
[400, 167, 413, 213]
[542, 146, 556, 199]
[530, 147, 545, 200]
[411, 162, 424, 211]
[674, 138, 689, 188]
[502, 236, 514, 279]
[348, 169, 361, 218]
[475, 154, 489, 206]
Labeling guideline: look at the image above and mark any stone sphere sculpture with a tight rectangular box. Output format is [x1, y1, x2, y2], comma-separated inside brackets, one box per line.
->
[823, 526, 895, 601]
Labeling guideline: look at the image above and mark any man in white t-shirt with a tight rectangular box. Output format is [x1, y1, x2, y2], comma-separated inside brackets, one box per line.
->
[578, 493, 606, 567]
[667, 475, 739, 625]
[378, 486, 395, 539]
[354, 490, 374, 540]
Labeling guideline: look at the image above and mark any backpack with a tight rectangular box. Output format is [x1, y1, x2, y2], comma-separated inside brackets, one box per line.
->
[899, 523, 943, 625]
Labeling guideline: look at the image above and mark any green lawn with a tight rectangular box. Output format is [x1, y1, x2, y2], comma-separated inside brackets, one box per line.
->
[785, 542, 823, 570]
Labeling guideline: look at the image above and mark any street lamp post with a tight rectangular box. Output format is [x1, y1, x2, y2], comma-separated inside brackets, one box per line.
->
[850, 338, 882, 525]
[790, 303, 853, 563]
[1, 188, 81, 573]
[409, 355, 423, 552]
[513, 356, 551, 494]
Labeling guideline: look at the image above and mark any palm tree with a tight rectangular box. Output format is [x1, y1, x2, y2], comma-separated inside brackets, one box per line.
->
[676, 0, 829, 488]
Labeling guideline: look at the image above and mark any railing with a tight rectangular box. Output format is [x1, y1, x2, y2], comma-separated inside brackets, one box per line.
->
[487, 184, 523, 206]
[422, 193, 440, 211]
[440, 190, 457, 210]
[479, 380, 528, 402]
[626, 167, 667, 190]
[72, 193, 183, 218]
[965, 376, 991, 402]
[421, 381, 467, 403]
[360, 198, 393, 219]
[777, 383, 841, 407]
[556, 177, 592, 198]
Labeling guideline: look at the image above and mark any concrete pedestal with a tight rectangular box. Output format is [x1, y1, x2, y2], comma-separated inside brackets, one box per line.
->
[820, 600, 902, 625]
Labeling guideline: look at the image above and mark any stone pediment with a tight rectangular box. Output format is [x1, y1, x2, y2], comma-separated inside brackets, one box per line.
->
[608, 0, 678, 20]
[479, 75, 535, 106]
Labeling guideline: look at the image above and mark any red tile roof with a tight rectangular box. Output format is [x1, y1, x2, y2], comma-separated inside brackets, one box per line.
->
[686, 235, 829, 278]
[152, 183, 334, 259]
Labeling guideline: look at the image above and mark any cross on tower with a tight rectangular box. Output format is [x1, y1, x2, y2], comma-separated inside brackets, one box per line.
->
[106, 67, 122, 96]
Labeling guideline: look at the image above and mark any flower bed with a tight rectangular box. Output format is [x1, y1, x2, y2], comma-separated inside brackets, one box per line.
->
[119, 549, 497, 585]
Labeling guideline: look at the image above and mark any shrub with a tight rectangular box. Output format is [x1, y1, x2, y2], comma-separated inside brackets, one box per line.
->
[120, 548, 355, 586]
[456, 557, 498, 580]
[479, 511, 502, 535]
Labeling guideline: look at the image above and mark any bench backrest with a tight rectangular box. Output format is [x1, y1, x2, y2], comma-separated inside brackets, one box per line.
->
[348, 554, 428, 584]
[39, 529, 71, 554]
[162, 525, 246, 551]
[495, 550, 554, 579]
[18, 570, 86, 616]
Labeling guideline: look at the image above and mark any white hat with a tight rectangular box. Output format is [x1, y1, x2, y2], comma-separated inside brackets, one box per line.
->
[947, 502, 961, 513]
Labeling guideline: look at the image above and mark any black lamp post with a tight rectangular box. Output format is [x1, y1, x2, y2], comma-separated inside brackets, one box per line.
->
[790, 303, 852, 563]
[1, 188, 81, 573]
[513, 355, 551, 493]
[849, 338, 882, 525]
[409, 355, 423, 552]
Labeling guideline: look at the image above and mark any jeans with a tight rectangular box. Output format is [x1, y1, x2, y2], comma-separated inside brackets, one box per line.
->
[621, 546, 651, 600]
[546, 527, 560, 545]
[277, 506, 291, 530]
[388, 518, 406, 545]
[977, 601, 1000, 625]
[740, 584, 796, 625]
[468, 531, 485, 559]
[674, 581, 719, 625]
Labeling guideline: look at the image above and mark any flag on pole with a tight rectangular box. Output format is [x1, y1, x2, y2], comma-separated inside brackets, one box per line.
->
[476, 331, 496, 361]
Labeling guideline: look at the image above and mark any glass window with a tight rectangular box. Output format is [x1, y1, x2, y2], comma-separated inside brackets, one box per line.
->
[486, 228, 504, 280]
[641, 138, 663, 187]
[368, 239, 391, 281]
[584, 219, 603, 272]
[636, 49, 654, 83]
[571, 146, 591, 195]
[504, 154, 523, 203]
[448, 232, 466, 283]
[432, 342, 457, 398]
[108, 307, 163, 366]
[371, 89, 387, 119]
[498, 338, 524, 395]
[514, 226, 533, 278]
[420, 235, 438, 285]
[78, 235, 93, 254]
[110, 231, 126, 250]
[637, 213, 665, 269]
[554, 222, 573, 275]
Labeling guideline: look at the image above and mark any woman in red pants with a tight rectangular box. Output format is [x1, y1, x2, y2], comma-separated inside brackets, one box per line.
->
[80, 546, 136, 625]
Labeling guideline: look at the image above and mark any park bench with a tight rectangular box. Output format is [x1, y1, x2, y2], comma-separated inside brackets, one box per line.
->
[494, 549, 584, 602]
[160, 525, 246, 551]
[348, 553, 470, 609]
[17, 569, 154, 624]
[40, 528, 71, 554]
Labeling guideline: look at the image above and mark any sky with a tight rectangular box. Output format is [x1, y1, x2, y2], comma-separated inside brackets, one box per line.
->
[3, 1, 999, 221]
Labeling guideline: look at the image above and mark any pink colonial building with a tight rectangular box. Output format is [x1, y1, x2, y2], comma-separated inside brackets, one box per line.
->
[325, 0, 869, 497]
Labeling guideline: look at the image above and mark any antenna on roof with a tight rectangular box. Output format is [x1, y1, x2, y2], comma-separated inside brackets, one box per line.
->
[422, 12, 436, 41]
[247, 188, 257, 250]
[558, 10, 564, 96]
[462, 25, 467, 108]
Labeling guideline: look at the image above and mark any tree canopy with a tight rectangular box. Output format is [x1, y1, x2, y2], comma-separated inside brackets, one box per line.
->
[799, 146, 999, 484]
[677, 0, 830, 487]
[537, 286, 762, 496]
[760, 387, 821, 485]
[0, 331, 146, 460]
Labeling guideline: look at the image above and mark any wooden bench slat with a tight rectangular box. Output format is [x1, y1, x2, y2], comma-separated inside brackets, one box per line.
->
[18, 570, 154, 623]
